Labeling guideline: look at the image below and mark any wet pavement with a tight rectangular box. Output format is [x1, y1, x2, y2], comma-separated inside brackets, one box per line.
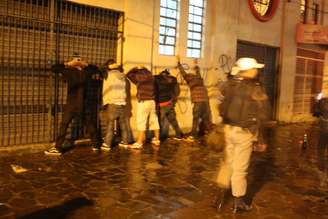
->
[0, 123, 328, 219]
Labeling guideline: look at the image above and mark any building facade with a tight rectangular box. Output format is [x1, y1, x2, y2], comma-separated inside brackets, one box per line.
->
[1, 0, 328, 146]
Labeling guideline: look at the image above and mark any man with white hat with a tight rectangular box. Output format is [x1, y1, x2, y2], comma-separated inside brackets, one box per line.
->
[215, 57, 271, 213]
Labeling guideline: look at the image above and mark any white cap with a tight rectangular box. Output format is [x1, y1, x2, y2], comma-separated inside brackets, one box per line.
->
[231, 58, 265, 75]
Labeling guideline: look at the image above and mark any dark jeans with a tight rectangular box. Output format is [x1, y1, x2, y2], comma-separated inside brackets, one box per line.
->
[159, 104, 183, 139]
[318, 131, 328, 173]
[55, 106, 102, 149]
[191, 101, 211, 137]
[105, 104, 128, 146]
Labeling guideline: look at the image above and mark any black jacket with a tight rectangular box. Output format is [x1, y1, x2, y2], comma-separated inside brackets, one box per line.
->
[51, 64, 102, 112]
[219, 77, 271, 134]
[154, 73, 179, 104]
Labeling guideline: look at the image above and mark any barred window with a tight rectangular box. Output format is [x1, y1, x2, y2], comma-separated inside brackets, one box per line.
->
[159, 0, 179, 55]
[187, 0, 205, 58]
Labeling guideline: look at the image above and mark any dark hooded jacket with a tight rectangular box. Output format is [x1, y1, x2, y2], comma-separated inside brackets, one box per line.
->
[177, 62, 208, 103]
[154, 72, 179, 104]
[127, 67, 155, 101]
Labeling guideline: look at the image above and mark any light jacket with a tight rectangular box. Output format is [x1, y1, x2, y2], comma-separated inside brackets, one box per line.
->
[102, 69, 127, 106]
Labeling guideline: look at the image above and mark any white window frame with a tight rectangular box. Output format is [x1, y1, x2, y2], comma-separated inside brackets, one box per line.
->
[158, 0, 179, 56]
[186, 0, 205, 58]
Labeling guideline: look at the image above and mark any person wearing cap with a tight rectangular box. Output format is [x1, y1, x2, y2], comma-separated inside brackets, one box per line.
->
[176, 57, 211, 140]
[154, 69, 184, 140]
[127, 66, 160, 149]
[215, 57, 271, 213]
[101, 60, 130, 151]
[45, 54, 103, 155]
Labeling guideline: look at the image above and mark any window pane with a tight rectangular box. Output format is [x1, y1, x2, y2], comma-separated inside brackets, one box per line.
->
[190, 0, 203, 8]
[188, 23, 201, 32]
[159, 35, 165, 44]
[167, 0, 177, 9]
[161, 0, 167, 7]
[189, 5, 203, 16]
[159, 45, 175, 55]
[160, 8, 177, 18]
[159, 0, 178, 56]
[187, 48, 200, 58]
[187, 0, 204, 58]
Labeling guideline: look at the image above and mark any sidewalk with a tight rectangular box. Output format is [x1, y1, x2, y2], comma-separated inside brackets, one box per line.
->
[0, 123, 327, 219]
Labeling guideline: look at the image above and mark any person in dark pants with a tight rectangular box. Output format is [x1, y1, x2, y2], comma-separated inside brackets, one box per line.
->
[101, 60, 129, 151]
[45, 55, 102, 155]
[154, 69, 183, 140]
[176, 57, 211, 140]
[313, 92, 328, 186]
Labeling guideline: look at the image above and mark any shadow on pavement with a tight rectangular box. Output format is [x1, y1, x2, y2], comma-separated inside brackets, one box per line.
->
[246, 128, 276, 205]
[17, 197, 94, 219]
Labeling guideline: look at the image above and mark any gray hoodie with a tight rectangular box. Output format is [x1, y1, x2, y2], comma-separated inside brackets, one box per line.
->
[102, 69, 127, 105]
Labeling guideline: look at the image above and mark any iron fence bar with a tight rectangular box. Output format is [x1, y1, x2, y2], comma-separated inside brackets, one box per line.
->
[7, 16, 12, 146]
[1, 14, 4, 146]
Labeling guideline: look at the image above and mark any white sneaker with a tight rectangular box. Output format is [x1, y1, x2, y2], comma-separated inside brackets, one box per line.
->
[151, 138, 160, 146]
[129, 142, 143, 149]
[118, 142, 129, 149]
[100, 143, 111, 151]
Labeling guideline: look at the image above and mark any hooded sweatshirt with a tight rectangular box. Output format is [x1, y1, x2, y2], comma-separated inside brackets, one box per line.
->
[102, 69, 127, 105]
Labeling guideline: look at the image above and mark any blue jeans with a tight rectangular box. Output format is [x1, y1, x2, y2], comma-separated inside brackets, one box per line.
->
[105, 104, 129, 146]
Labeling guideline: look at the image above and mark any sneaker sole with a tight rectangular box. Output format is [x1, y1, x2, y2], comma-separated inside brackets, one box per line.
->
[44, 151, 62, 156]
[100, 147, 111, 151]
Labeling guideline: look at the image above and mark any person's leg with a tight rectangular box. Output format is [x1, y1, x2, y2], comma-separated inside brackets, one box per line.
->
[166, 105, 183, 138]
[118, 105, 129, 145]
[230, 127, 254, 197]
[148, 101, 160, 145]
[201, 102, 212, 133]
[84, 106, 104, 149]
[230, 127, 254, 213]
[104, 104, 118, 148]
[55, 108, 75, 150]
[217, 125, 234, 189]
[134, 101, 148, 147]
[159, 106, 170, 139]
[191, 103, 201, 137]
[216, 125, 234, 210]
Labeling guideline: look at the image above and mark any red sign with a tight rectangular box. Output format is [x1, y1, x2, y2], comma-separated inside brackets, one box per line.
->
[296, 23, 328, 44]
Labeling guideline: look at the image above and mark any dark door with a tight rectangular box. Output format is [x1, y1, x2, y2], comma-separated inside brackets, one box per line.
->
[237, 40, 278, 119]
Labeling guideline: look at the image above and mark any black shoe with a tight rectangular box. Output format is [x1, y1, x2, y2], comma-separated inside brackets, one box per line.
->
[233, 197, 252, 213]
[214, 189, 228, 211]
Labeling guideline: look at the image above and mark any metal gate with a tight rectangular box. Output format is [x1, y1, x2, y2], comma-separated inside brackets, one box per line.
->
[0, 0, 124, 147]
[237, 40, 278, 119]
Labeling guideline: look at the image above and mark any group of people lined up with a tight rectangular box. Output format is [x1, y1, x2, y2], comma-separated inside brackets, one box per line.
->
[44, 53, 275, 214]
[45, 54, 212, 155]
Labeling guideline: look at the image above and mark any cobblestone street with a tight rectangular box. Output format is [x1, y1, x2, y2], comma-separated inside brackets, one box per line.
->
[0, 123, 328, 219]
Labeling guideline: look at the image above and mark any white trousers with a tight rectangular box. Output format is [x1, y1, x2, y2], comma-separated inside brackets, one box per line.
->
[216, 125, 256, 197]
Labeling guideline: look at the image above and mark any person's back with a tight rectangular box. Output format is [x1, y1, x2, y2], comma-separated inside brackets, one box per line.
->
[155, 73, 179, 104]
[220, 77, 270, 134]
[127, 67, 155, 101]
[103, 69, 127, 106]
